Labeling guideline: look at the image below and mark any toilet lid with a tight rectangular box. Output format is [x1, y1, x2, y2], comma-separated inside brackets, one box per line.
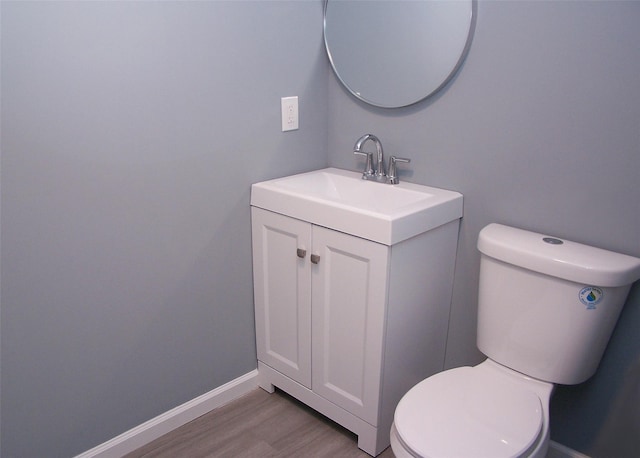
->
[394, 367, 543, 458]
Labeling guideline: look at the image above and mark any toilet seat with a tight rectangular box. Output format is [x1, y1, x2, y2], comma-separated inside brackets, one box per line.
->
[394, 365, 543, 458]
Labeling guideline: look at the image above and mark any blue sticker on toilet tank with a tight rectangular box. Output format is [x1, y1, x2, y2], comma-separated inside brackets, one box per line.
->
[579, 286, 603, 309]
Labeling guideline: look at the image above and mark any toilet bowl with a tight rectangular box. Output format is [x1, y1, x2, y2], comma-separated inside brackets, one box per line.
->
[390, 360, 553, 458]
[390, 223, 640, 458]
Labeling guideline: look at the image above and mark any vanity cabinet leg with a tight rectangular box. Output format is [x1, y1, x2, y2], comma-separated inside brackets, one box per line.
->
[258, 371, 275, 394]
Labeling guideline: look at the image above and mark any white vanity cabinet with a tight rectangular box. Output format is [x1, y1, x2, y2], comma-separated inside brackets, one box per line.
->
[251, 204, 461, 456]
[252, 207, 388, 426]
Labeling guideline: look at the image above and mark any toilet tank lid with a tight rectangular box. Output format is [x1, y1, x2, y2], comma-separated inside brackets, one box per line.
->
[477, 223, 640, 287]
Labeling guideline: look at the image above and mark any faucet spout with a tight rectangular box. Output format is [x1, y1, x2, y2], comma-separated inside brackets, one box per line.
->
[354, 134, 385, 181]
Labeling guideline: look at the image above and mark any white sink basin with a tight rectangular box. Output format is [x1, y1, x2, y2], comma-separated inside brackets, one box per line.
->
[251, 168, 463, 245]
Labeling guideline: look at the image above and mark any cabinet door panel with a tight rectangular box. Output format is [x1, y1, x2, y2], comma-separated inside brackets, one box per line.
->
[311, 226, 389, 425]
[252, 208, 311, 388]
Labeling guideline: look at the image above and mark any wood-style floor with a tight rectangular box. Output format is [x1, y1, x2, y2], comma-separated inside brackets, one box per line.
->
[125, 388, 396, 458]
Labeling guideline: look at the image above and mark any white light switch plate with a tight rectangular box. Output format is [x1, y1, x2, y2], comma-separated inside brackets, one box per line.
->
[281, 96, 299, 131]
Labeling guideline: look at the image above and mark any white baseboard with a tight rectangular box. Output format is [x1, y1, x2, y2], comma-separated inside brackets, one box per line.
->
[75, 369, 260, 458]
[548, 440, 591, 458]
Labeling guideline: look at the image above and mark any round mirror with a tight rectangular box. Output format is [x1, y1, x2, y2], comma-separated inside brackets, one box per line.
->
[324, 0, 475, 108]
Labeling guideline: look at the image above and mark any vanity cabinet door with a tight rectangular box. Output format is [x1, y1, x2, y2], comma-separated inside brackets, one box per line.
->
[252, 207, 312, 388]
[311, 226, 389, 425]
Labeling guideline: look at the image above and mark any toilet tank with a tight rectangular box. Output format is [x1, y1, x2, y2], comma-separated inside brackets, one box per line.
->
[476, 223, 640, 385]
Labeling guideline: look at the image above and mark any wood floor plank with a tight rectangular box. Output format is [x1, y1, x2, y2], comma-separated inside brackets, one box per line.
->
[125, 388, 395, 458]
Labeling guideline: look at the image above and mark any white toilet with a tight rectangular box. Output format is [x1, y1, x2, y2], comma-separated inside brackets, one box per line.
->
[391, 223, 640, 458]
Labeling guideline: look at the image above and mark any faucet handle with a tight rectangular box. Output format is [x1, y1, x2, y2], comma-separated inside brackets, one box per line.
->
[387, 156, 411, 185]
[354, 151, 375, 179]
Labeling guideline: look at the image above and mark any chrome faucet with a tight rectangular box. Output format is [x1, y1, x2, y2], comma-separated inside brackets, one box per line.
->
[353, 134, 411, 184]
[353, 134, 386, 182]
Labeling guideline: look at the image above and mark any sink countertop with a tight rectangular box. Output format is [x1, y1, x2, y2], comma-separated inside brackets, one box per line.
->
[251, 168, 463, 245]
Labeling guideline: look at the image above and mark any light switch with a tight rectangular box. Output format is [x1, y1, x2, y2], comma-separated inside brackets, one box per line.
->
[281, 96, 299, 132]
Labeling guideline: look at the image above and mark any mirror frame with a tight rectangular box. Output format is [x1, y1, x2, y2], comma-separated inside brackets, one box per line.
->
[323, 0, 477, 108]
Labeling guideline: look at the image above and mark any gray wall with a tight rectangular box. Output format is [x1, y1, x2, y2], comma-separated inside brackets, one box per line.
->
[326, 1, 640, 456]
[2, 1, 639, 458]
[0, 1, 327, 456]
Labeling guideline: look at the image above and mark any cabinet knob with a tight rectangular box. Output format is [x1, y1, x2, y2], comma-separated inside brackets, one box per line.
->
[297, 248, 306, 259]
[310, 254, 320, 264]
